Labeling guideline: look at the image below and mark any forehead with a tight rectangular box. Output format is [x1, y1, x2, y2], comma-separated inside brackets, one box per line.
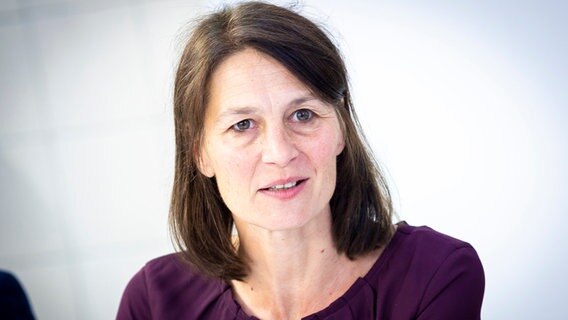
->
[207, 48, 313, 109]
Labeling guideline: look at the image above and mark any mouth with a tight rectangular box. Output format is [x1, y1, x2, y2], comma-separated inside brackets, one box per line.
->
[261, 179, 308, 191]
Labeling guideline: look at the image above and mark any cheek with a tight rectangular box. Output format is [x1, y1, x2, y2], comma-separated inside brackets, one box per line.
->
[212, 152, 258, 216]
[210, 145, 255, 191]
[306, 127, 343, 164]
[208, 136, 246, 171]
[310, 143, 337, 164]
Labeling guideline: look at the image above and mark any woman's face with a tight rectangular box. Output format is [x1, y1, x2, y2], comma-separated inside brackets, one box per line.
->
[198, 48, 345, 231]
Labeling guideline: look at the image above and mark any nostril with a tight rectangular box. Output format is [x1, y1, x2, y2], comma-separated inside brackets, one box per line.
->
[261, 129, 299, 166]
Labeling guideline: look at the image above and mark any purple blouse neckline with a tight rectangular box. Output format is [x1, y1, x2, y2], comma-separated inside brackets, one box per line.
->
[223, 223, 408, 319]
[117, 222, 485, 319]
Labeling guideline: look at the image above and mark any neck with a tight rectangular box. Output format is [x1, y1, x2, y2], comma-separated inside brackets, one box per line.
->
[231, 211, 379, 320]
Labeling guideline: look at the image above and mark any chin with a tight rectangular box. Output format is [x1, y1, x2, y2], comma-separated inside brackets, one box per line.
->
[236, 206, 331, 233]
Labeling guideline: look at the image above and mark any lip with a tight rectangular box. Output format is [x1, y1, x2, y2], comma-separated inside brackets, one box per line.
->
[259, 177, 309, 190]
[258, 177, 309, 200]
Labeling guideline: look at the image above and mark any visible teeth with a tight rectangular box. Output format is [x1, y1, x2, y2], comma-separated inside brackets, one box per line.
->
[269, 181, 298, 190]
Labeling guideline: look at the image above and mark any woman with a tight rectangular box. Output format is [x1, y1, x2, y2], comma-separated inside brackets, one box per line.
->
[117, 2, 484, 319]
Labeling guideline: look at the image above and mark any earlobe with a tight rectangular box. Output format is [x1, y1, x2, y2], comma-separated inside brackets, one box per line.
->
[197, 156, 215, 178]
[336, 140, 345, 156]
[336, 133, 346, 156]
[196, 146, 215, 178]
[334, 108, 347, 156]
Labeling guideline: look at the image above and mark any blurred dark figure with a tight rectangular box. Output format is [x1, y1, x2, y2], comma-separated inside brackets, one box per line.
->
[0, 270, 35, 320]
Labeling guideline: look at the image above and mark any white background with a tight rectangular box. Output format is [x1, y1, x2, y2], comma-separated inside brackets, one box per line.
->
[1, 0, 566, 318]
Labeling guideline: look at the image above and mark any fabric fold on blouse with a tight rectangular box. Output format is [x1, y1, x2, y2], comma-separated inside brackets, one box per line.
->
[117, 223, 485, 320]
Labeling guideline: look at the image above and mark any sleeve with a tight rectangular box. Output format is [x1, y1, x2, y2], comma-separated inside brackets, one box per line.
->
[0, 271, 35, 320]
[416, 245, 485, 320]
[116, 267, 151, 320]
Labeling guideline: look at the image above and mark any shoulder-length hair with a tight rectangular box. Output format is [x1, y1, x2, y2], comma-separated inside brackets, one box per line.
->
[170, 1, 393, 281]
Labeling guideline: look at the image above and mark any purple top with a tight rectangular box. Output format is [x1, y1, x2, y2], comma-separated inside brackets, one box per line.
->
[117, 223, 484, 319]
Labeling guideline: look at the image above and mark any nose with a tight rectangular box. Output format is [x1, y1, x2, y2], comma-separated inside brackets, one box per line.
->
[261, 124, 299, 167]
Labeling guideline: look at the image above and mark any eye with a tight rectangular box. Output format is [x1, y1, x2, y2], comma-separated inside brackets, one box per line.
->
[231, 119, 255, 132]
[292, 109, 314, 122]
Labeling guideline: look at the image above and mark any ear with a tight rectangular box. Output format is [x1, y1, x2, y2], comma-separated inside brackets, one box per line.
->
[335, 133, 346, 156]
[335, 115, 346, 156]
[334, 102, 347, 156]
[195, 144, 215, 178]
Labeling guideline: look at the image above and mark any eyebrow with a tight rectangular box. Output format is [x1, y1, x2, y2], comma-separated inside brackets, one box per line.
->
[214, 106, 258, 125]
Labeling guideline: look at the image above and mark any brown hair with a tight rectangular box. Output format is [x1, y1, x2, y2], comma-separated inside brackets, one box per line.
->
[170, 1, 393, 281]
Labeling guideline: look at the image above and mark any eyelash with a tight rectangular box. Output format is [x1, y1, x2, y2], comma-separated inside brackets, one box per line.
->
[229, 109, 316, 133]
[291, 109, 314, 122]
[231, 119, 256, 132]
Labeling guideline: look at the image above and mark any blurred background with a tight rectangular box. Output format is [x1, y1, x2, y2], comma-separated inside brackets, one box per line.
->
[0, 0, 566, 318]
